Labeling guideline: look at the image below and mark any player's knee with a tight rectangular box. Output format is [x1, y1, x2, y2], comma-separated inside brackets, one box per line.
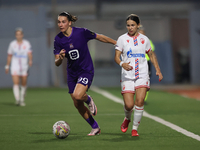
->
[125, 105, 134, 111]
[73, 93, 82, 101]
[136, 101, 144, 107]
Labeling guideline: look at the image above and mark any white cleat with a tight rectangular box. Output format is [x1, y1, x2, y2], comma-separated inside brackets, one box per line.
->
[20, 102, 26, 106]
[15, 101, 20, 106]
[87, 128, 101, 136]
[88, 95, 97, 116]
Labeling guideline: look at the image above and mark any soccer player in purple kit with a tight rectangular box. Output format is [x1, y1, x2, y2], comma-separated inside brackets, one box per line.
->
[53, 12, 116, 136]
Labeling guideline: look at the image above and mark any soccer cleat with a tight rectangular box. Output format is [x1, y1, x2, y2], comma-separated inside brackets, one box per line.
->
[20, 102, 26, 106]
[15, 101, 20, 106]
[88, 95, 97, 116]
[121, 117, 130, 133]
[131, 129, 139, 136]
[87, 128, 101, 136]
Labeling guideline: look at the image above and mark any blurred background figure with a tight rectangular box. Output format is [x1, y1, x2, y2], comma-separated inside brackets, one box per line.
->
[139, 25, 155, 103]
[5, 28, 33, 106]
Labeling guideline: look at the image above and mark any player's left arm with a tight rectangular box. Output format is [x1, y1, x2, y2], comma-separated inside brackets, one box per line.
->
[28, 52, 33, 67]
[96, 34, 116, 45]
[147, 50, 163, 81]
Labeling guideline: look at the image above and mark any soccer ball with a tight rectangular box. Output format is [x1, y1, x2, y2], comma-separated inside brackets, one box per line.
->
[53, 121, 70, 139]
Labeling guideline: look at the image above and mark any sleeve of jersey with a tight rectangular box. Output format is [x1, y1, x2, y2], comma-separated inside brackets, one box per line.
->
[145, 38, 152, 53]
[115, 37, 123, 52]
[84, 28, 97, 40]
[53, 37, 61, 55]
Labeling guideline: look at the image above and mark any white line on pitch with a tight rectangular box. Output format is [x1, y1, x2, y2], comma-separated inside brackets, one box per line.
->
[91, 86, 200, 141]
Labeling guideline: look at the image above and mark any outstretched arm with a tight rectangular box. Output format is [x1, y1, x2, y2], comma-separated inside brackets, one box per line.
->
[96, 34, 116, 45]
[147, 50, 163, 81]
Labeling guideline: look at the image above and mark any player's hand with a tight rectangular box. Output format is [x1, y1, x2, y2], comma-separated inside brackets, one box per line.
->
[122, 62, 133, 71]
[5, 68, 9, 74]
[156, 71, 163, 82]
[59, 49, 66, 60]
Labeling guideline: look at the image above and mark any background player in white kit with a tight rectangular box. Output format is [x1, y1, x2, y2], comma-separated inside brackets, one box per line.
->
[115, 14, 163, 136]
[5, 28, 33, 106]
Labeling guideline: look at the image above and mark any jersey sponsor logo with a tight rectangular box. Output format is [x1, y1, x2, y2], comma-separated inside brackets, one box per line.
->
[140, 38, 145, 44]
[13, 52, 27, 58]
[127, 49, 145, 58]
[68, 49, 79, 60]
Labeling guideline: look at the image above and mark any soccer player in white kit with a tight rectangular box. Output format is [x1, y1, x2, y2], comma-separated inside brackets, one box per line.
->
[5, 28, 32, 106]
[115, 14, 163, 136]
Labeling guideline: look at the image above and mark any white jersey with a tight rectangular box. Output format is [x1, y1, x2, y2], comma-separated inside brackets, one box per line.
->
[116, 33, 151, 81]
[7, 39, 32, 75]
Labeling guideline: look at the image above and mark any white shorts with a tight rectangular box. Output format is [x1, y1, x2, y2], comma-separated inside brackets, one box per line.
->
[121, 78, 150, 94]
[11, 68, 28, 76]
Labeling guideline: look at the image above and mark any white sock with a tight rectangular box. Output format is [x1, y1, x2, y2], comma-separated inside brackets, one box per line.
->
[13, 85, 20, 101]
[20, 86, 27, 102]
[124, 106, 133, 120]
[133, 105, 144, 130]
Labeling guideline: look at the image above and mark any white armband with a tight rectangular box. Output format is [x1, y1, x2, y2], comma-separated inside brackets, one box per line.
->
[5, 65, 9, 69]
[55, 58, 60, 62]
[119, 61, 124, 67]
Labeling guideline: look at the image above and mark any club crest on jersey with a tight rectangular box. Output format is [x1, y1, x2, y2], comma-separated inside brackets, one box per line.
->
[140, 38, 145, 44]
[69, 43, 74, 49]
[127, 40, 129, 43]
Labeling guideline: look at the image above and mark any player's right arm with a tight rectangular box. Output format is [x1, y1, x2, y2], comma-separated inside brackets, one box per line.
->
[5, 42, 13, 74]
[5, 54, 12, 74]
[55, 49, 66, 66]
[115, 50, 132, 71]
[115, 36, 132, 71]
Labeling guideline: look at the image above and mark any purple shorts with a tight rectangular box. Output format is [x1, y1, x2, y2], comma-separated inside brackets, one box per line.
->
[67, 72, 94, 94]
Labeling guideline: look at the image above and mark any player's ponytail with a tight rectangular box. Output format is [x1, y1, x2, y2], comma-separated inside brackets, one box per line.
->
[58, 12, 78, 22]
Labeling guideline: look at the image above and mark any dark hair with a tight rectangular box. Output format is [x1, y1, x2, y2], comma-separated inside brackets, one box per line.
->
[126, 14, 140, 25]
[58, 12, 78, 22]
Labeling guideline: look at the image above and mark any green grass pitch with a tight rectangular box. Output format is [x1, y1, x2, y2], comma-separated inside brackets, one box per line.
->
[0, 87, 200, 150]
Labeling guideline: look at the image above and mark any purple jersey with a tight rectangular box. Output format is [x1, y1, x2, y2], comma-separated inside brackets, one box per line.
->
[53, 27, 96, 77]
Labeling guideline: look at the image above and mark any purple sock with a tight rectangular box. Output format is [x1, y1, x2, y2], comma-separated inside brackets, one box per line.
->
[85, 95, 91, 105]
[86, 115, 99, 129]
